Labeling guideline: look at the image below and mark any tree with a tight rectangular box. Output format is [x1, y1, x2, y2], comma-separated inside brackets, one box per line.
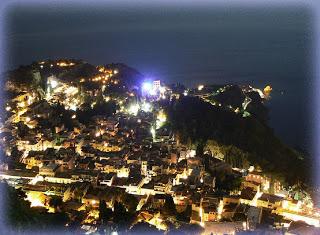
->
[99, 200, 112, 225]
[120, 193, 138, 212]
[161, 196, 176, 216]
[215, 174, 243, 193]
[113, 201, 127, 223]
[76, 100, 118, 124]
[113, 201, 135, 231]
[16, 122, 30, 138]
[51, 102, 75, 131]
[166, 95, 309, 185]
[10, 146, 23, 161]
[49, 196, 63, 212]
[68, 210, 86, 232]
[176, 204, 191, 223]
[129, 222, 163, 235]
[1, 183, 68, 232]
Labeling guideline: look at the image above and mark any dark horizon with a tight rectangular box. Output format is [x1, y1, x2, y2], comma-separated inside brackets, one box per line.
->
[4, 3, 313, 148]
[5, 5, 312, 84]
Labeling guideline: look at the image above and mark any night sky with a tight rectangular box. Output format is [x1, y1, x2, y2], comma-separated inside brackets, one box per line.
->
[4, 2, 313, 148]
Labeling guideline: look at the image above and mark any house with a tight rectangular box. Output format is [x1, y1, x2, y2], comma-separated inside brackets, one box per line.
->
[39, 163, 61, 177]
[153, 175, 172, 193]
[140, 180, 156, 195]
[117, 165, 130, 178]
[201, 195, 221, 222]
[242, 180, 261, 192]
[151, 194, 167, 209]
[71, 170, 99, 184]
[222, 202, 239, 220]
[257, 193, 283, 209]
[245, 171, 270, 192]
[61, 156, 76, 170]
[127, 153, 141, 164]
[240, 187, 257, 205]
[25, 155, 43, 169]
[202, 205, 218, 222]
[105, 117, 119, 131]
[126, 175, 145, 194]
[45, 172, 74, 184]
[98, 173, 116, 187]
[77, 157, 92, 170]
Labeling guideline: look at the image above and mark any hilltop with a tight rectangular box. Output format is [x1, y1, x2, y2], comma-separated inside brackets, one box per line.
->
[4, 59, 310, 187]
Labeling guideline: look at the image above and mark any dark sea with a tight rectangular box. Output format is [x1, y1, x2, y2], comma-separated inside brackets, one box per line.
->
[5, 5, 313, 151]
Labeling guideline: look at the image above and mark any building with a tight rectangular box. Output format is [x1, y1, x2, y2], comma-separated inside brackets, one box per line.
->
[39, 163, 61, 177]
[153, 80, 161, 90]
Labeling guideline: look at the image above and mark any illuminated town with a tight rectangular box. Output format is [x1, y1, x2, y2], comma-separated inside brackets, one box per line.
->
[0, 59, 318, 234]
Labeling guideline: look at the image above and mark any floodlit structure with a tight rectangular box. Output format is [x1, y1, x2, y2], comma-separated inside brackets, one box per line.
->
[153, 80, 161, 90]
[128, 103, 140, 116]
[142, 82, 152, 91]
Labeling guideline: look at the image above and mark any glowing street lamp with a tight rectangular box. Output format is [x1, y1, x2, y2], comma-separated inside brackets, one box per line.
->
[150, 127, 156, 141]
[69, 104, 77, 111]
[50, 80, 58, 89]
[128, 104, 140, 116]
[158, 112, 166, 123]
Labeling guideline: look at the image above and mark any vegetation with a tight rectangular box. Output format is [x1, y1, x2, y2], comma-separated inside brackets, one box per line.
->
[48, 196, 63, 212]
[105, 63, 144, 88]
[176, 204, 192, 223]
[166, 96, 310, 186]
[98, 193, 138, 232]
[2, 183, 68, 232]
[76, 99, 118, 125]
[120, 193, 139, 212]
[161, 195, 177, 216]
[99, 199, 113, 225]
[130, 222, 163, 234]
[215, 173, 243, 193]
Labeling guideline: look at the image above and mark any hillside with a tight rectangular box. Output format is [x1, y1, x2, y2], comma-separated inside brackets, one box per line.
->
[166, 96, 309, 185]
[4, 60, 310, 186]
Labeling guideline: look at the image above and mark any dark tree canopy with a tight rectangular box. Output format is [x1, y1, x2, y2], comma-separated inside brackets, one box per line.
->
[161, 195, 177, 216]
[99, 200, 113, 225]
[1, 183, 68, 233]
[166, 96, 309, 185]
